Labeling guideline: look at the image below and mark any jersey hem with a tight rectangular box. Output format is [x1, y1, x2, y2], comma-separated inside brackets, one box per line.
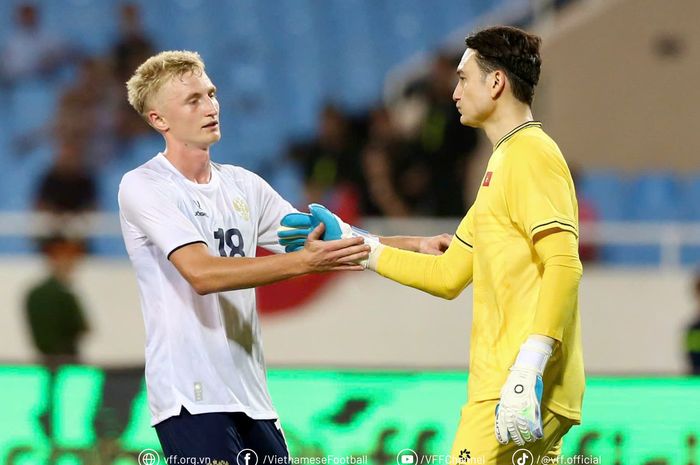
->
[166, 240, 208, 259]
[467, 390, 581, 423]
[545, 399, 582, 424]
[150, 402, 279, 426]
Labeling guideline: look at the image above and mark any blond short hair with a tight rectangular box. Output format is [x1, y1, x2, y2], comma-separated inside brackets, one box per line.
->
[126, 50, 205, 117]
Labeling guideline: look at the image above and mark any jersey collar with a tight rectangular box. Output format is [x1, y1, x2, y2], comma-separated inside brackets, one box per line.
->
[493, 121, 542, 151]
[156, 153, 221, 192]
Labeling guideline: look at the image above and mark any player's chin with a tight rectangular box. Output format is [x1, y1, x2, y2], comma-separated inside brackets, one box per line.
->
[459, 114, 478, 128]
[205, 131, 222, 143]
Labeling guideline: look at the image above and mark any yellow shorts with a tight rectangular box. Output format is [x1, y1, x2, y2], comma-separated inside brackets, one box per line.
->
[450, 400, 576, 464]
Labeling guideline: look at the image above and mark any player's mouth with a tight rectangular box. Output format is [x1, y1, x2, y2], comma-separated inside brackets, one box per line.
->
[202, 121, 219, 129]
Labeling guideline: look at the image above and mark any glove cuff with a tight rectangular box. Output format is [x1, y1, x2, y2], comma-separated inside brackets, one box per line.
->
[367, 243, 385, 271]
[513, 336, 554, 375]
[349, 226, 381, 270]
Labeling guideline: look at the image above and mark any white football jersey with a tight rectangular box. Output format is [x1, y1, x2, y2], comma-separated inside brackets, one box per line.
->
[118, 153, 295, 425]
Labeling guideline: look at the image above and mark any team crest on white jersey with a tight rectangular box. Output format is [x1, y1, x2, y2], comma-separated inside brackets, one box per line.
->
[233, 198, 250, 221]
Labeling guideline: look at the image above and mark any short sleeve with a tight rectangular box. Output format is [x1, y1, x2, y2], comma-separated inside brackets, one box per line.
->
[248, 172, 296, 253]
[118, 172, 207, 258]
[454, 206, 475, 251]
[506, 144, 578, 241]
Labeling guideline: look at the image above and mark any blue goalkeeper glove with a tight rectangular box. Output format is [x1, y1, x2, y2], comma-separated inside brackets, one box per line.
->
[495, 336, 554, 446]
[278, 204, 380, 267]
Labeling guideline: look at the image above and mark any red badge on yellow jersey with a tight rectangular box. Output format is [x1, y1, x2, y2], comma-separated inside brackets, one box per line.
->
[482, 171, 493, 187]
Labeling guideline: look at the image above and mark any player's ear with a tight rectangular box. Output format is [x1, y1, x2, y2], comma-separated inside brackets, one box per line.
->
[490, 70, 506, 99]
[148, 110, 168, 131]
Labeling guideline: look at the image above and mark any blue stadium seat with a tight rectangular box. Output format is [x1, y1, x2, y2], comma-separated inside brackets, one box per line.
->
[317, 0, 382, 111]
[97, 167, 123, 213]
[253, 0, 324, 139]
[8, 81, 60, 136]
[375, 0, 428, 63]
[600, 245, 661, 267]
[682, 174, 700, 221]
[124, 135, 164, 165]
[577, 171, 629, 221]
[627, 173, 683, 222]
[0, 145, 53, 211]
[0, 237, 36, 255]
[42, 0, 117, 55]
[681, 246, 700, 268]
[0, 2, 15, 43]
[91, 236, 127, 257]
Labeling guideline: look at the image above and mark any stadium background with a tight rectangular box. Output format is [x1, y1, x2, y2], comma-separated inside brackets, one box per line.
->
[0, 0, 699, 464]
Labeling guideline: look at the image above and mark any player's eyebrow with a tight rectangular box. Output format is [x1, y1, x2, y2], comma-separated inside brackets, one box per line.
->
[183, 86, 217, 102]
[456, 70, 466, 77]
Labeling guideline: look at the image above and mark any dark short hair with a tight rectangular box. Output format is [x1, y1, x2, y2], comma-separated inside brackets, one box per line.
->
[465, 26, 542, 105]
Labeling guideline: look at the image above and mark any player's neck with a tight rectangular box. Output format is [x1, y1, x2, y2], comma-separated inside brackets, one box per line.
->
[482, 104, 534, 148]
[163, 143, 212, 184]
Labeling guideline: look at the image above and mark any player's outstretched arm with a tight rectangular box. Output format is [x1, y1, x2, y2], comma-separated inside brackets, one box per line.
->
[170, 224, 369, 295]
[380, 234, 452, 255]
[371, 238, 473, 299]
[278, 204, 451, 256]
[278, 204, 473, 299]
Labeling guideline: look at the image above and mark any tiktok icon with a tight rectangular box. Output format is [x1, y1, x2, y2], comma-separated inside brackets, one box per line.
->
[512, 449, 534, 465]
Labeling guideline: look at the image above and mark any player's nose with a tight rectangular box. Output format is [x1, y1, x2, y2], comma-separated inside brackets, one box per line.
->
[204, 96, 219, 116]
[452, 84, 461, 102]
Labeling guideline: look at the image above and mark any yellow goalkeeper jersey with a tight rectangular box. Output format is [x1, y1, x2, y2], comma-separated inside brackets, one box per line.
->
[458, 121, 584, 421]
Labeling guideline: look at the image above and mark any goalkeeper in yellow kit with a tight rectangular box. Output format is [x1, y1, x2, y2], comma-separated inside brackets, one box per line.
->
[279, 26, 583, 462]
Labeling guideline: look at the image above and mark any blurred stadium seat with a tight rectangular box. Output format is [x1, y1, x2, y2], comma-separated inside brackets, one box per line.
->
[628, 172, 683, 222]
[683, 174, 700, 221]
[8, 81, 60, 136]
[578, 170, 629, 221]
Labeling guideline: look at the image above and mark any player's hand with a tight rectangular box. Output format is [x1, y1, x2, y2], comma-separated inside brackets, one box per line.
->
[495, 337, 553, 446]
[418, 233, 452, 255]
[278, 204, 380, 268]
[277, 211, 316, 252]
[299, 223, 370, 272]
[495, 367, 544, 446]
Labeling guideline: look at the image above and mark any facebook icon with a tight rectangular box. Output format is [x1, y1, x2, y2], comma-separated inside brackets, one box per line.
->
[237, 448, 259, 465]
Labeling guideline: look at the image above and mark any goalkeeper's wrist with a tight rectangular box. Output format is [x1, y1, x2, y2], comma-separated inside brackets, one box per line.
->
[367, 242, 385, 271]
[512, 335, 555, 375]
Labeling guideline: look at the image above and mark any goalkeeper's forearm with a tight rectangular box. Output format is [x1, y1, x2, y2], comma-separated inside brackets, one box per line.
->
[371, 237, 473, 300]
[378, 236, 424, 252]
[531, 230, 583, 341]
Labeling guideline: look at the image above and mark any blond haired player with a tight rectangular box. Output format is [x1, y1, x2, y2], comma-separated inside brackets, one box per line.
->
[119, 50, 370, 462]
[279, 26, 584, 462]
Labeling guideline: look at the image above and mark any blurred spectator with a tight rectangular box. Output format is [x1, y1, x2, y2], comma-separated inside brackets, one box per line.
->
[570, 165, 599, 262]
[110, 2, 155, 140]
[290, 104, 363, 205]
[35, 140, 97, 213]
[24, 234, 90, 367]
[1, 3, 74, 84]
[360, 107, 434, 216]
[361, 143, 410, 216]
[111, 3, 155, 84]
[54, 57, 119, 164]
[408, 53, 479, 216]
[686, 275, 700, 375]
